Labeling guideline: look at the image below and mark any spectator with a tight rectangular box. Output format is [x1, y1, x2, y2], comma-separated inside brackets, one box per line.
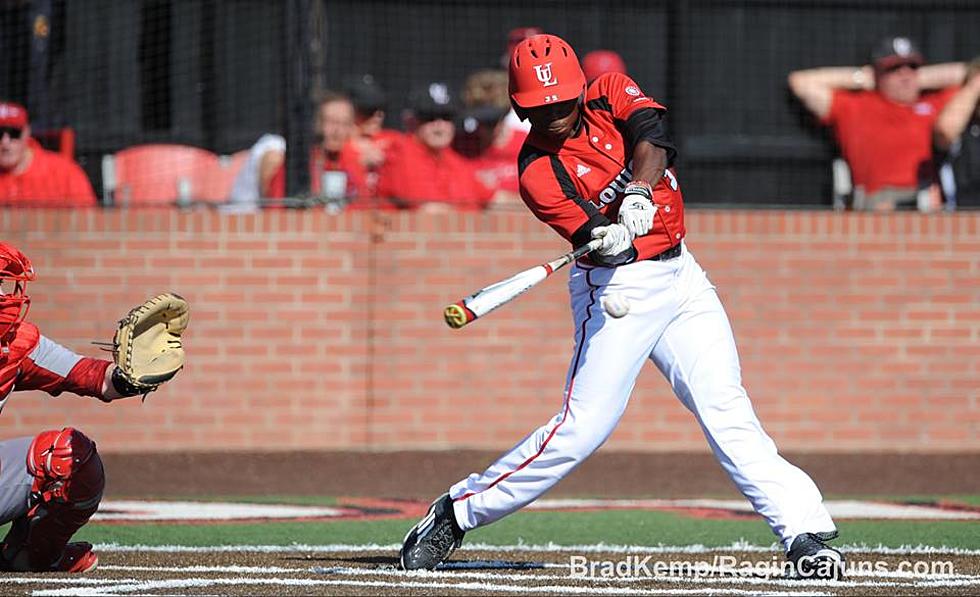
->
[262, 91, 367, 208]
[226, 133, 285, 212]
[788, 36, 964, 211]
[934, 56, 980, 208]
[582, 49, 628, 84]
[455, 69, 527, 207]
[377, 82, 492, 211]
[0, 101, 96, 207]
[500, 26, 543, 69]
[343, 74, 402, 198]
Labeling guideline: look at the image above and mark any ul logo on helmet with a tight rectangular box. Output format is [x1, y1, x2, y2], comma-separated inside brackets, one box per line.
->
[533, 63, 558, 87]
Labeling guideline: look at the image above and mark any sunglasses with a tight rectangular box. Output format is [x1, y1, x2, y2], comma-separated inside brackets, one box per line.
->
[882, 62, 920, 74]
[0, 126, 24, 140]
[417, 112, 455, 124]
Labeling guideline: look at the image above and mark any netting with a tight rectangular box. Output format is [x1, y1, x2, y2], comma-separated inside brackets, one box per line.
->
[1, 0, 978, 208]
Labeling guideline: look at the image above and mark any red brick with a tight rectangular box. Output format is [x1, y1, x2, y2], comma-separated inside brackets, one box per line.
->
[4, 209, 976, 452]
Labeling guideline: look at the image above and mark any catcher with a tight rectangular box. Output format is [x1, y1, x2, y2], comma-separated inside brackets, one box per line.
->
[0, 242, 188, 573]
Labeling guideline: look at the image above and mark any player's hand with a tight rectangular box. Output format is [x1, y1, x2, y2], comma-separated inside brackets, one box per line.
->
[591, 224, 633, 256]
[618, 180, 656, 238]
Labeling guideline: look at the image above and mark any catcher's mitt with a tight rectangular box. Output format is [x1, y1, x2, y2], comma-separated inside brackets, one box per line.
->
[112, 293, 189, 396]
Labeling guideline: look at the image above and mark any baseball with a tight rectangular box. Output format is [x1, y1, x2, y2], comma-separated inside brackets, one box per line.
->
[602, 293, 630, 318]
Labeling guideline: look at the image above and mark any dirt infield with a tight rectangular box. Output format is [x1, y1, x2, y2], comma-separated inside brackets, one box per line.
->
[2, 546, 978, 596]
[100, 451, 980, 499]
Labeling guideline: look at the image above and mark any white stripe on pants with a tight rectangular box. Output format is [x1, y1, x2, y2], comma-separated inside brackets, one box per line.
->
[449, 244, 835, 549]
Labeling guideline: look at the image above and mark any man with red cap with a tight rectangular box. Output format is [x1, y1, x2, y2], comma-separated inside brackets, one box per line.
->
[789, 37, 965, 210]
[0, 101, 96, 207]
[582, 49, 628, 83]
[401, 33, 844, 581]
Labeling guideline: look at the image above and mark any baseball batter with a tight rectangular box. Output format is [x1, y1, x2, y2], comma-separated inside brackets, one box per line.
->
[0, 242, 187, 573]
[401, 34, 843, 580]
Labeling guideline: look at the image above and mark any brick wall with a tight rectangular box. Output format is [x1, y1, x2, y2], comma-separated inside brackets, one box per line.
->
[2, 209, 977, 452]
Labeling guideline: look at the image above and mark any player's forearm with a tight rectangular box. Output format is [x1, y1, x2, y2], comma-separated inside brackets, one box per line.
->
[918, 62, 966, 90]
[935, 76, 980, 150]
[630, 141, 668, 187]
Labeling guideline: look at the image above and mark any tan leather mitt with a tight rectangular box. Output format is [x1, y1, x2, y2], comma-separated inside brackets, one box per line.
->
[113, 293, 189, 395]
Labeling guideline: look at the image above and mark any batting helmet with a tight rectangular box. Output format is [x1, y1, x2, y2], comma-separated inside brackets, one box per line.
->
[508, 34, 586, 109]
[0, 242, 35, 340]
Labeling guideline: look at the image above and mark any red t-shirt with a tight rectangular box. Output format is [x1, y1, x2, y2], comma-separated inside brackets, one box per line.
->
[376, 135, 493, 210]
[0, 141, 97, 207]
[267, 141, 368, 203]
[469, 128, 527, 193]
[823, 88, 958, 194]
[518, 72, 685, 262]
[351, 129, 402, 198]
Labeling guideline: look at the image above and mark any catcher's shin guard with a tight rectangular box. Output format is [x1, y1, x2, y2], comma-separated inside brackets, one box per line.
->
[0, 428, 104, 572]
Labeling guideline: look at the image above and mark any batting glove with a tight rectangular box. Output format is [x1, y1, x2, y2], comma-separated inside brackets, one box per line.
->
[591, 223, 633, 257]
[618, 180, 656, 239]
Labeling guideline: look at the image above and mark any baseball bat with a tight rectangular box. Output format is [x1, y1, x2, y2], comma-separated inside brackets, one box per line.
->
[443, 238, 604, 329]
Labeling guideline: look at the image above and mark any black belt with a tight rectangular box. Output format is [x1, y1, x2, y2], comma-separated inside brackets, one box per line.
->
[648, 243, 682, 262]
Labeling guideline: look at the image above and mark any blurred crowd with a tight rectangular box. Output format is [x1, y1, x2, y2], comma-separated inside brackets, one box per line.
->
[2, 29, 978, 212]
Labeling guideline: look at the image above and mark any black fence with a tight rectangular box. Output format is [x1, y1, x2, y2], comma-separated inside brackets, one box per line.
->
[2, 0, 979, 206]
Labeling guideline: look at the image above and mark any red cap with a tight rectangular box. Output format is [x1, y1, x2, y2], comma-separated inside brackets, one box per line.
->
[0, 102, 28, 128]
[582, 50, 627, 82]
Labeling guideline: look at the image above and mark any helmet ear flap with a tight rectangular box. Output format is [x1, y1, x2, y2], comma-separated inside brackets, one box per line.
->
[510, 99, 529, 122]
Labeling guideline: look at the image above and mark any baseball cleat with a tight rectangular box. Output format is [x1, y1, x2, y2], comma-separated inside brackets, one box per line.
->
[786, 531, 843, 580]
[399, 493, 465, 570]
[53, 542, 99, 573]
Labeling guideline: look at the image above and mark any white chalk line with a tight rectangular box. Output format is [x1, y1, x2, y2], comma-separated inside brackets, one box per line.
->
[11, 556, 978, 596]
[92, 541, 980, 556]
[313, 563, 899, 589]
[97, 562, 980, 585]
[27, 575, 823, 597]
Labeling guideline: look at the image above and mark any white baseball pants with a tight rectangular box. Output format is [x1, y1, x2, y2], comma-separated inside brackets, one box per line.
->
[449, 244, 836, 549]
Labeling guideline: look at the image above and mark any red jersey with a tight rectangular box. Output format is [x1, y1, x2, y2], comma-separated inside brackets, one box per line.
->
[0, 141, 97, 207]
[823, 88, 957, 194]
[376, 135, 493, 211]
[267, 141, 368, 203]
[349, 128, 402, 199]
[0, 323, 110, 413]
[518, 72, 685, 262]
[470, 128, 527, 193]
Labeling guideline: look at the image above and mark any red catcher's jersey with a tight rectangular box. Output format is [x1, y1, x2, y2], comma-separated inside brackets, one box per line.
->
[0, 323, 111, 414]
[518, 72, 685, 261]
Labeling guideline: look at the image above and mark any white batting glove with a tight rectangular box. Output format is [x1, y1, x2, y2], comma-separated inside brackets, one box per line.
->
[591, 223, 633, 257]
[618, 180, 656, 239]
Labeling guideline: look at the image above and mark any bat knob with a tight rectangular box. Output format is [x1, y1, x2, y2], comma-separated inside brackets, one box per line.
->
[443, 303, 473, 329]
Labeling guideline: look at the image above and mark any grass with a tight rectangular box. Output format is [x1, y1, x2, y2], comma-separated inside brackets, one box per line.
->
[71, 506, 980, 550]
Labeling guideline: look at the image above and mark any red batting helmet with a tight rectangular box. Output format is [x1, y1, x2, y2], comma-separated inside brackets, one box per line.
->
[509, 34, 587, 109]
[0, 242, 35, 340]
